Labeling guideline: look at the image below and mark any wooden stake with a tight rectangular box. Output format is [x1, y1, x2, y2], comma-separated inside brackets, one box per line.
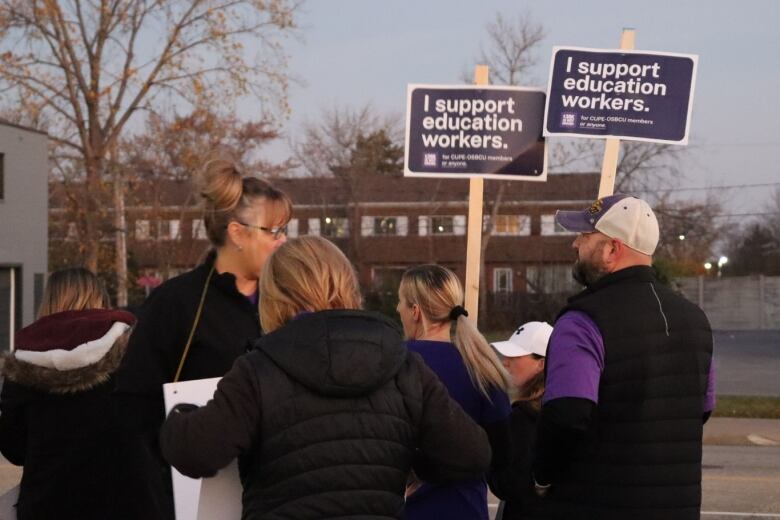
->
[464, 65, 489, 322]
[598, 28, 636, 198]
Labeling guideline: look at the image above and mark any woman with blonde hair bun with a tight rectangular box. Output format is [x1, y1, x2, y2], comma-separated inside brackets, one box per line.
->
[114, 158, 292, 519]
[397, 264, 513, 520]
[160, 236, 492, 519]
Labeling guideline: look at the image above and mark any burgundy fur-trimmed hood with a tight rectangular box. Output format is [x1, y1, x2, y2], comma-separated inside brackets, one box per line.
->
[2, 309, 136, 394]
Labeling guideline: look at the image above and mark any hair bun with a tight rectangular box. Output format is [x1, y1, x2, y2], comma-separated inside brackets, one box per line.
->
[199, 158, 243, 212]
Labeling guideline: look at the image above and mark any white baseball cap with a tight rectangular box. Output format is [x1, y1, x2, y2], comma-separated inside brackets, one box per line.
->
[554, 194, 660, 256]
[492, 321, 553, 358]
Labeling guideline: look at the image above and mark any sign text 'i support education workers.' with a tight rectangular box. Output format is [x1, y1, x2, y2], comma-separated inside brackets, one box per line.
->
[544, 47, 698, 144]
[405, 85, 547, 181]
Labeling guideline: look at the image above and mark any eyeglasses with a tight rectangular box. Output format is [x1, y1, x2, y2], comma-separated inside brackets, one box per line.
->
[235, 221, 288, 240]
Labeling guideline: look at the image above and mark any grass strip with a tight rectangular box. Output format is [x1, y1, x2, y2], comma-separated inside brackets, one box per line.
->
[713, 395, 780, 419]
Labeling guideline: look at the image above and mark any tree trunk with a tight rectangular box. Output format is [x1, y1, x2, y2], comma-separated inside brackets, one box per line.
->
[113, 169, 128, 307]
[83, 157, 103, 272]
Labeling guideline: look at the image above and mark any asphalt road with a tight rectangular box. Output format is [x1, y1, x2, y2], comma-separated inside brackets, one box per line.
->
[1, 445, 779, 519]
[487, 444, 780, 520]
[712, 330, 780, 396]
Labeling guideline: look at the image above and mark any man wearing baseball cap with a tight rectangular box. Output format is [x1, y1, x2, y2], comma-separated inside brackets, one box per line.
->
[532, 194, 715, 520]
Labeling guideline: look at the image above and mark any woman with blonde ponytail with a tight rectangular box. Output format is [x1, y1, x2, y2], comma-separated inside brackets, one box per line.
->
[114, 158, 292, 519]
[397, 264, 513, 520]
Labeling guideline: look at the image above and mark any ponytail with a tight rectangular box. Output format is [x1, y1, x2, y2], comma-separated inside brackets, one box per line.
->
[452, 314, 511, 398]
[400, 264, 510, 399]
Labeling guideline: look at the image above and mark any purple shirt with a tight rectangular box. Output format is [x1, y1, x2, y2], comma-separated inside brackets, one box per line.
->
[405, 340, 511, 520]
[543, 311, 716, 412]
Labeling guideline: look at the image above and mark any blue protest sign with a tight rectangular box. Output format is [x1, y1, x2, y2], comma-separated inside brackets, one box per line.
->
[405, 84, 547, 181]
[544, 47, 698, 144]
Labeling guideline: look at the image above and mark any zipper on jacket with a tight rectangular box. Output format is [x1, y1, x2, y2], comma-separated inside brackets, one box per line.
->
[649, 283, 670, 336]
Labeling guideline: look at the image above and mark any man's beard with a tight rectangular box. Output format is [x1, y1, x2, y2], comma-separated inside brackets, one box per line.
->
[572, 259, 607, 287]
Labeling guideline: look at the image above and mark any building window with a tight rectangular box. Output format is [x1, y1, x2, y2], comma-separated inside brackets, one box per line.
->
[374, 217, 397, 235]
[362, 216, 408, 237]
[541, 214, 576, 236]
[431, 216, 454, 235]
[493, 268, 513, 293]
[0, 153, 4, 200]
[158, 219, 180, 240]
[287, 218, 299, 238]
[318, 216, 348, 238]
[135, 220, 150, 240]
[485, 215, 531, 236]
[419, 215, 466, 236]
[66, 222, 78, 241]
[526, 264, 578, 294]
[307, 218, 321, 236]
[192, 219, 208, 240]
[371, 267, 406, 292]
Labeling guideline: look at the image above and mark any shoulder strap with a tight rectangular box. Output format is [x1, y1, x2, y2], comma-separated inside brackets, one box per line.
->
[173, 265, 216, 383]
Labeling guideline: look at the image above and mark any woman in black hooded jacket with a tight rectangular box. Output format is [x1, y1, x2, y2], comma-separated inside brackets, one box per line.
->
[160, 236, 492, 519]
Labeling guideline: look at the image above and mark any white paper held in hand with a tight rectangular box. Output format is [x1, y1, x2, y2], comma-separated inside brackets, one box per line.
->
[163, 377, 242, 520]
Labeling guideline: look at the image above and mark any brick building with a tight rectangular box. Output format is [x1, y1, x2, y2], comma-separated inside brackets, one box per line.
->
[50, 172, 599, 311]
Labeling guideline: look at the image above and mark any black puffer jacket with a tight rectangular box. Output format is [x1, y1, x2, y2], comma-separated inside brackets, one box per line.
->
[161, 310, 491, 519]
[0, 309, 146, 520]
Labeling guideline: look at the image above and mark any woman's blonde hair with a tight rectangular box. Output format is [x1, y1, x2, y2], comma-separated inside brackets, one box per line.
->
[399, 264, 510, 398]
[510, 353, 545, 411]
[259, 236, 362, 332]
[38, 268, 110, 318]
[199, 158, 292, 247]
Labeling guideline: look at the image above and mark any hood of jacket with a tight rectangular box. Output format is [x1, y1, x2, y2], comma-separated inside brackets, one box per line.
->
[2, 309, 136, 394]
[255, 310, 407, 398]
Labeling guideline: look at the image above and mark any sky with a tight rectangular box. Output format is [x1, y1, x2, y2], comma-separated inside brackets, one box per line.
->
[268, 0, 780, 220]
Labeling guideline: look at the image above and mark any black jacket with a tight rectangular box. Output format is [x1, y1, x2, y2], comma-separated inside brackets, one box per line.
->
[114, 252, 262, 520]
[491, 401, 544, 520]
[0, 310, 145, 520]
[534, 266, 712, 520]
[160, 310, 492, 519]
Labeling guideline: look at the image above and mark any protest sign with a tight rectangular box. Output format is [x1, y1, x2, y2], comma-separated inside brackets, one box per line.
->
[544, 46, 698, 144]
[163, 378, 242, 520]
[405, 84, 547, 181]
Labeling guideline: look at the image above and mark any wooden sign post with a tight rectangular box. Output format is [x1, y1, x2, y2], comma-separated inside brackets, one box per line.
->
[597, 28, 636, 198]
[463, 65, 489, 322]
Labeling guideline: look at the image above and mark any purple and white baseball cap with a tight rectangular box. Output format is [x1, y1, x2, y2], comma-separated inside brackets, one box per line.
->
[555, 194, 660, 255]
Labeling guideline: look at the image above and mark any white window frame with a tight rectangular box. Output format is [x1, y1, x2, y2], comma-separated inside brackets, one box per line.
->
[493, 267, 513, 293]
[135, 220, 150, 240]
[362, 216, 409, 237]
[484, 214, 531, 236]
[307, 218, 321, 236]
[158, 219, 180, 240]
[192, 219, 208, 240]
[287, 218, 299, 238]
[541, 214, 577, 236]
[423, 215, 466, 236]
[65, 222, 78, 241]
[321, 216, 349, 238]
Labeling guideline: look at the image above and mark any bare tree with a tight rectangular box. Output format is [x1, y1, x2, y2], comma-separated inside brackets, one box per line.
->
[0, 0, 300, 271]
[463, 11, 546, 319]
[292, 104, 403, 278]
[473, 11, 546, 86]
